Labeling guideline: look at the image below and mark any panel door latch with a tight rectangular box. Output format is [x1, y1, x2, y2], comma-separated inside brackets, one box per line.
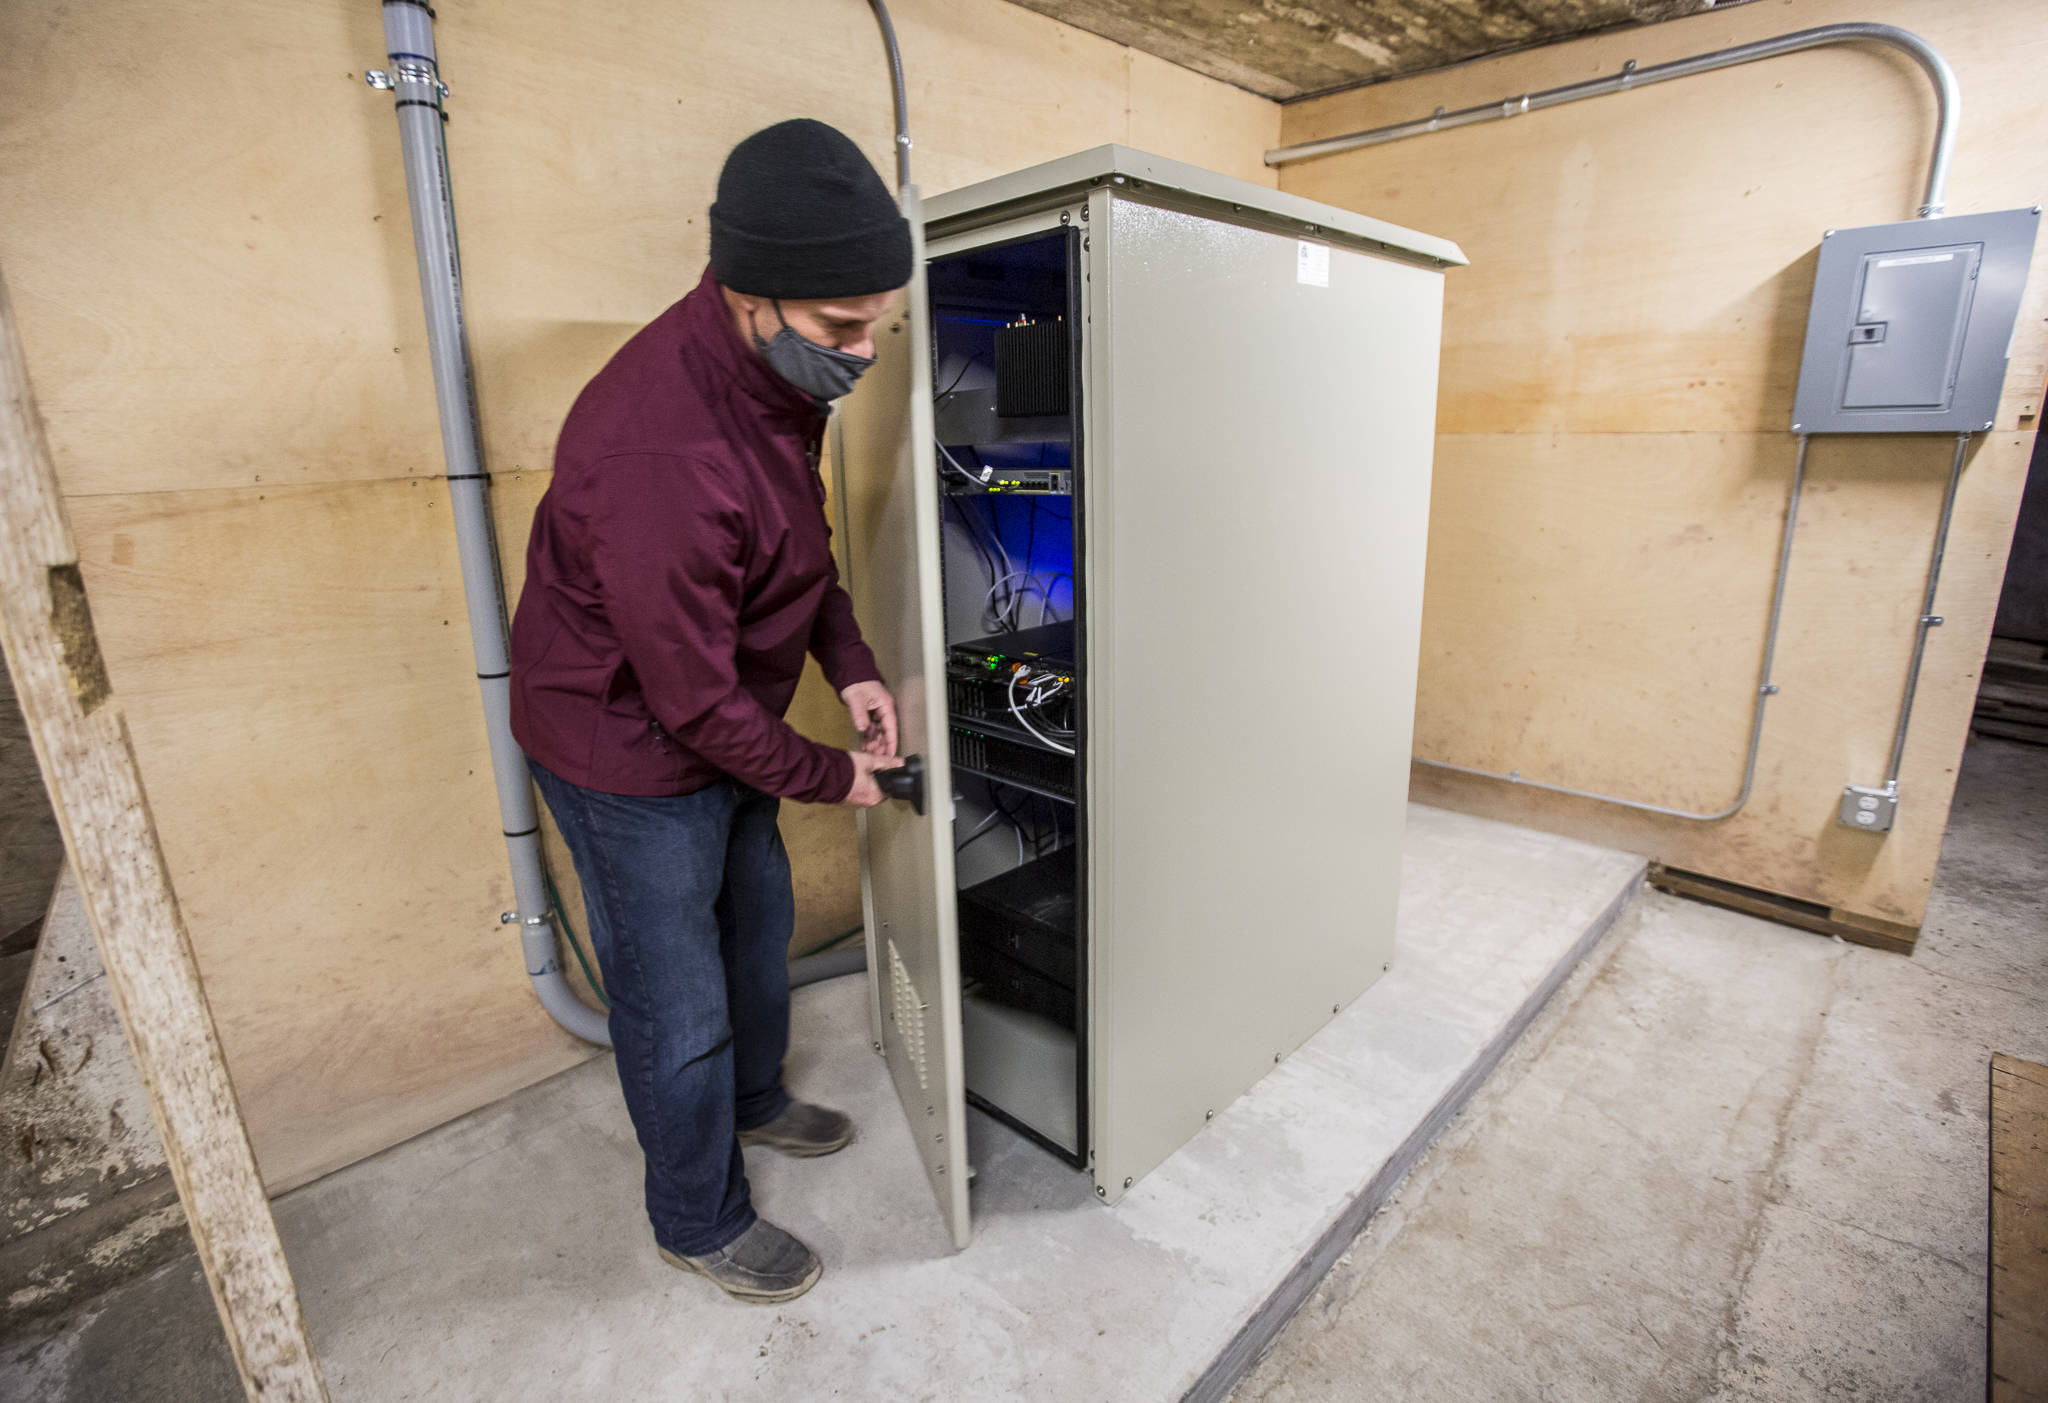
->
[876, 753, 926, 814]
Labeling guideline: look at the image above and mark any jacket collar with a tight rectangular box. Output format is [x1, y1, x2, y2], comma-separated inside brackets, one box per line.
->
[679, 265, 827, 427]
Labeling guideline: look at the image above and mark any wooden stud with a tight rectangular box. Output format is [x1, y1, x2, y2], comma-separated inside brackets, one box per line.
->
[1646, 862, 1917, 954]
[0, 270, 327, 1400]
[1991, 1053, 2048, 1401]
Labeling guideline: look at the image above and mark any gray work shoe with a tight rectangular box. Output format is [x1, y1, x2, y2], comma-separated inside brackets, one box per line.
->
[659, 1219, 822, 1303]
[739, 1101, 855, 1157]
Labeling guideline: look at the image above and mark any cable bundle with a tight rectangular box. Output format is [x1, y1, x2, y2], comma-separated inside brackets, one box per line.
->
[1007, 665, 1075, 755]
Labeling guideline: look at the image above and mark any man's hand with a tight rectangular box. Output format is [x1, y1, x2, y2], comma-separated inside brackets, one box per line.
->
[840, 680, 898, 758]
[841, 750, 905, 808]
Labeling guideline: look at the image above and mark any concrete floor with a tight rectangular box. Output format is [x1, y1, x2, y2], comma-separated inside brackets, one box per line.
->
[1235, 733, 2047, 1403]
[0, 805, 1643, 1402]
[4, 736, 2036, 1401]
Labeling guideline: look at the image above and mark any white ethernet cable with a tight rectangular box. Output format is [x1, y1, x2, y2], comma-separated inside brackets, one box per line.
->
[1007, 666, 1076, 756]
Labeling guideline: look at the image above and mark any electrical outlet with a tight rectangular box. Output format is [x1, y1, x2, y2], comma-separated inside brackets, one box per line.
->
[1839, 784, 1897, 832]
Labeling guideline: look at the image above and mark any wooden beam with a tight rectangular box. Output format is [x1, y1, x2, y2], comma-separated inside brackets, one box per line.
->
[1646, 863, 1918, 954]
[0, 270, 327, 1399]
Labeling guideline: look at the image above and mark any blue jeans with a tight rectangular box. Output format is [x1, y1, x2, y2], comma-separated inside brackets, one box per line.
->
[529, 760, 794, 1256]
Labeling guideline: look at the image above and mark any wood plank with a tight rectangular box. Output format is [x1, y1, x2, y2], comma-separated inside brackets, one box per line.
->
[1991, 1053, 2048, 1402]
[0, 0, 434, 501]
[1973, 718, 2048, 747]
[1646, 863, 1917, 954]
[1985, 663, 2048, 688]
[1975, 683, 2048, 711]
[0, 272, 326, 1399]
[1413, 432, 1791, 813]
[1987, 638, 2048, 669]
[1283, 0, 2048, 928]
[68, 475, 592, 1193]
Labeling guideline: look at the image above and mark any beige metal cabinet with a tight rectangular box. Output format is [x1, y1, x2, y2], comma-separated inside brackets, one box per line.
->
[835, 148, 1464, 1249]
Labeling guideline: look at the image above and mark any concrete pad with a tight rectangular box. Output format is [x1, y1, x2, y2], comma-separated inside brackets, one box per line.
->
[0, 805, 1642, 1402]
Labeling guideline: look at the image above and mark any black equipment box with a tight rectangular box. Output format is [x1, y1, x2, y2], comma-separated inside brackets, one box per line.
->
[994, 317, 1071, 418]
[958, 941, 1075, 1027]
[957, 849, 1077, 988]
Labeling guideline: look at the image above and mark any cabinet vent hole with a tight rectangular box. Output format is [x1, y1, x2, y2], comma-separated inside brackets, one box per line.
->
[888, 939, 930, 1091]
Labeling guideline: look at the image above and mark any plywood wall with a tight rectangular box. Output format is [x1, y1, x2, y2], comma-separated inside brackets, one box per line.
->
[1279, 0, 2048, 932]
[0, 0, 1279, 1191]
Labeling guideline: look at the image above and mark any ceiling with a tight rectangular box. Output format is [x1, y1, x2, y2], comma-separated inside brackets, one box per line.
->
[1006, 0, 1739, 101]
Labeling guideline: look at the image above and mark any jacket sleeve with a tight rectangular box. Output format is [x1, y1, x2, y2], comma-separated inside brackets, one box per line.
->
[808, 530, 883, 693]
[587, 453, 854, 804]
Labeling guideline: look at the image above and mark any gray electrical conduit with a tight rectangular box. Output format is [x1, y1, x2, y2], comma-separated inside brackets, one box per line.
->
[1262, 22, 1958, 218]
[868, 0, 913, 189]
[1266, 23, 1965, 821]
[371, 2, 606, 1044]
[373, 0, 902, 1040]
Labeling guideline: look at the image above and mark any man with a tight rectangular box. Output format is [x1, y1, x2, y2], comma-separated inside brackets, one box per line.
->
[509, 118, 909, 1304]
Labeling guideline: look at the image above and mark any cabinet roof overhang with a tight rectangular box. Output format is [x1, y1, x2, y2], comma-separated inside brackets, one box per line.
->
[922, 144, 1468, 270]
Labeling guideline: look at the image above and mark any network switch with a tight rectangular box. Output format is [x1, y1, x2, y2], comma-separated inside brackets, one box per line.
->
[940, 466, 1072, 496]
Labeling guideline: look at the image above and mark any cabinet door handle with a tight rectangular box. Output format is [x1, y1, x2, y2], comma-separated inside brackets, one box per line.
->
[875, 754, 925, 815]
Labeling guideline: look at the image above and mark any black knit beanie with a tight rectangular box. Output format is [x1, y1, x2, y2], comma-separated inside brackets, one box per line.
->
[709, 119, 912, 300]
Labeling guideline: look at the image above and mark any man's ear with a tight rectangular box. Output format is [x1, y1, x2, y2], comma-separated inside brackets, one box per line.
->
[732, 293, 767, 339]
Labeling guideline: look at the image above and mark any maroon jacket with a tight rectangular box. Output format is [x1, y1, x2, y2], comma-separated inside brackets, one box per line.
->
[509, 267, 880, 803]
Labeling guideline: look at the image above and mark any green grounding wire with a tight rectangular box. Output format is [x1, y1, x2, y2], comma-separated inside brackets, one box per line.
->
[546, 870, 612, 1010]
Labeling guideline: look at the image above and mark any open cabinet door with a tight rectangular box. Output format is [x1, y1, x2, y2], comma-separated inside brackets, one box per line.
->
[830, 187, 971, 1251]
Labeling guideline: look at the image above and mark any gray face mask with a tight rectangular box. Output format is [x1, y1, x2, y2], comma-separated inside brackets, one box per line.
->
[751, 301, 875, 402]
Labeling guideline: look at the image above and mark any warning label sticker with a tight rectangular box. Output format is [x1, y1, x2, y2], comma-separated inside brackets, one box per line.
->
[1297, 241, 1330, 287]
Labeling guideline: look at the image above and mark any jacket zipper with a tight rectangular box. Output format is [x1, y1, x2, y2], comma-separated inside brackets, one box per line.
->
[805, 428, 827, 503]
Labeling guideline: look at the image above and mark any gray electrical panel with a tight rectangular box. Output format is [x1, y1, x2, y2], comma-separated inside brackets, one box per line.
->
[1790, 206, 2038, 435]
